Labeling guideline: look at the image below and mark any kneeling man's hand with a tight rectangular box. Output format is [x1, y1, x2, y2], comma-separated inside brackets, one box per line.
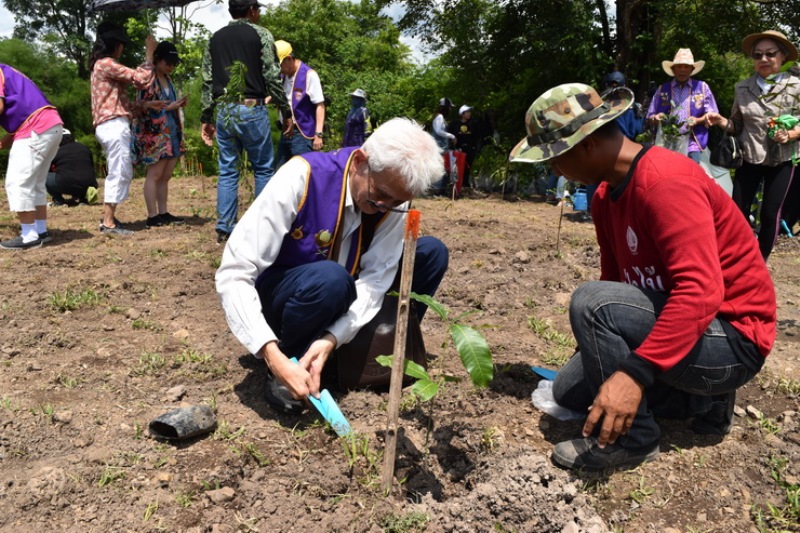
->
[298, 333, 337, 398]
[583, 371, 643, 447]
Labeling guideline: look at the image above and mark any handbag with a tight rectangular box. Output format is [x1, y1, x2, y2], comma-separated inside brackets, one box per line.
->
[334, 295, 427, 389]
[709, 135, 743, 169]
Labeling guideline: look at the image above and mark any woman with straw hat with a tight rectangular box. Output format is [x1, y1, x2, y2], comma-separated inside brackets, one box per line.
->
[646, 48, 719, 162]
[707, 30, 800, 260]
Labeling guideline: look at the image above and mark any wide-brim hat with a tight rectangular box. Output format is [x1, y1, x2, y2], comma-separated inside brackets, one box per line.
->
[509, 83, 633, 163]
[742, 30, 799, 62]
[350, 88, 367, 100]
[97, 22, 130, 45]
[662, 48, 704, 76]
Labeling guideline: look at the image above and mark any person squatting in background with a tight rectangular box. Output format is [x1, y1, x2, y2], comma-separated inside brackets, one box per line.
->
[0, 64, 63, 249]
[133, 40, 188, 228]
[46, 129, 98, 207]
[90, 22, 156, 235]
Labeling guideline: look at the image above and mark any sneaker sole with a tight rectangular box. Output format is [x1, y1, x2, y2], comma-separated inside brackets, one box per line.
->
[552, 442, 660, 472]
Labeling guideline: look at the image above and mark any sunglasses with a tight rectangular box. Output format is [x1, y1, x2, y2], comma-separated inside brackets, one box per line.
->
[752, 50, 780, 60]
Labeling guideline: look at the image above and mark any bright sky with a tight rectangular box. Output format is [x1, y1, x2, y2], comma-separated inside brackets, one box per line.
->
[0, 1, 429, 63]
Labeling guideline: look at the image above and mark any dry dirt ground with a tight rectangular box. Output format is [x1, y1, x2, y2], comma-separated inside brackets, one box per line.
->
[0, 174, 799, 533]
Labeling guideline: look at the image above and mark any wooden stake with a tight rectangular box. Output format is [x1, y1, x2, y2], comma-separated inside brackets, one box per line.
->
[381, 209, 421, 495]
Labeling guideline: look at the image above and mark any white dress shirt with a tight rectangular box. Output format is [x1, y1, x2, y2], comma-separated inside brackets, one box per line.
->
[215, 156, 407, 356]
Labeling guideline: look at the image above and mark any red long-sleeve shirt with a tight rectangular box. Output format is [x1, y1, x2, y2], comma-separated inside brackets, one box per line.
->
[592, 146, 776, 380]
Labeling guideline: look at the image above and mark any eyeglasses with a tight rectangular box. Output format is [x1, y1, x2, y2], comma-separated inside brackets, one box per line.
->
[752, 50, 780, 60]
[366, 171, 410, 213]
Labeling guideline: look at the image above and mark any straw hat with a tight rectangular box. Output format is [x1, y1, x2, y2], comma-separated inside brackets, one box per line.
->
[742, 30, 798, 62]
[662, 48, 705, 76]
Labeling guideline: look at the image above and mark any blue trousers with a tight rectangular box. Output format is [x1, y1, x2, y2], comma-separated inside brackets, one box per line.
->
[255, 236, 449, 359]
[274, 133, 313, 172]
[553, 281, 762, 449]
[215, 104, 275, 235]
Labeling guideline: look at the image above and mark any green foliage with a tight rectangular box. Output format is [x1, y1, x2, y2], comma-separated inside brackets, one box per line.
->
[379, 511, 430, 533]
[49, 287, 103, 312]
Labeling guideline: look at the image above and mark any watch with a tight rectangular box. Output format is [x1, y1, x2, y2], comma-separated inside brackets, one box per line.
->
[315, 131, 324, 138]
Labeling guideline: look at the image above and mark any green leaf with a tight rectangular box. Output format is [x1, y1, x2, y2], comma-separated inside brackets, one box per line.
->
[449, 324, 493, 388]
[411, 378, 439, 402]
[375, 355, 430, 380]
[409, 292, 448, 320]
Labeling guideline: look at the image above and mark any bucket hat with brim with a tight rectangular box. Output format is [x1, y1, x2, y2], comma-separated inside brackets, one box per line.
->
[742, 30, 798, 62]
[662, 48, 705, 76]
[509, 83, 634, 163]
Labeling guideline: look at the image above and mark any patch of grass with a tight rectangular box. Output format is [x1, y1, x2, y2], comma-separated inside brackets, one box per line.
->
[143, 499, 159, 521]
[130, 351, 167, 376]
[760, 416, 781, 435]
[49, 288, 103, 312]
[149, 248, 166, 259]
[628, 475, 655, 504]
[31, 403, 55, 422]
[753, 456, 800, 531]
[213, 420, 246, 441]
[481, 426, 501, 453]
[97, 466, 126, 487]
[175, 491, 194, 508]
[379, 512, 429, 533]
[776, 376, 800, 395]
[174, 348, 228, 380]
[57, 374, 81, 389]
[342, 432, 383, 489]
[0, 397, 13, 410]
[131, 318, 161, 332]
[528, 316, 574, 367]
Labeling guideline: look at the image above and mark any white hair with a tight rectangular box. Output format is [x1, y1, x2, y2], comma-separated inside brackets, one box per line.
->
[361, 117, 444, 196]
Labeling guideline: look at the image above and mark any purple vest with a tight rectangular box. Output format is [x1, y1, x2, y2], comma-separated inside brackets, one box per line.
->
[287, 62, 318, 139]
[0, 65, 54, 133]
[269, 147, 387, 276]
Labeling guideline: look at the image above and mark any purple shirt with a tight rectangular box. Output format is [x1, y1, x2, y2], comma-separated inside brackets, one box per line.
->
[647, 78, 719, 152]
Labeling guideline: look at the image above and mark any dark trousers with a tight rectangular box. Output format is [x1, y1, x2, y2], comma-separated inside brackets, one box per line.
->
[255, 236, 449, 359]
[733, 160, 796, 260]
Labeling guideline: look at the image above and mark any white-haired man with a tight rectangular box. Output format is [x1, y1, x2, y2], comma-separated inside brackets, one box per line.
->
[216, 118, 449, 414]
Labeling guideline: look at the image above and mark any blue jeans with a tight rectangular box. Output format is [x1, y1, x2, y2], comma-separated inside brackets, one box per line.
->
[553, 281, 762, 449]
[688, 151, 701, 163]
[255, 236, 448, 359]
[274, 133, 313, 172]
[215, 104, 274, 235]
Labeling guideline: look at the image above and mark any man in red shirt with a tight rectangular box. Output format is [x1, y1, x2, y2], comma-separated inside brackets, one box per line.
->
[510, 84, 776, 471]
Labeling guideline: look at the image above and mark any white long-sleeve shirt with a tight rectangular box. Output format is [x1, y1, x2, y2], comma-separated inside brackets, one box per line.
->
[215, 156, 407, 356]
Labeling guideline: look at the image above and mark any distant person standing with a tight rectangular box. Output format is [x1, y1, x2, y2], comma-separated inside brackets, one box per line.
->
[646, 49, 719, 163]
[0, 64, 63, 249]
[273, 40, 326, 169]
[448, 104, 479, 189]
[133, 41, 188, 228]
[341, 88, 371, 147]
[90, 22, 156, 235]
[200, 0, 293, 243]
[431, 97, 456, 194]
[46, 129, 98, 206]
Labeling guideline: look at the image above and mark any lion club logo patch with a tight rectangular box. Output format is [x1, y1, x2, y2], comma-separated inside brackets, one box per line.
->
[626, 226, 638, 255]
[315, 229, 333, 248]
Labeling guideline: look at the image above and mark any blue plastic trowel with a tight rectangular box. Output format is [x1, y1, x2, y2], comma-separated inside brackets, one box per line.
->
[290, 358, 352, 437]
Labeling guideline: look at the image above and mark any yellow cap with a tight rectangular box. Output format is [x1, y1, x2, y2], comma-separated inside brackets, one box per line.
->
[275, 40, 292, 64]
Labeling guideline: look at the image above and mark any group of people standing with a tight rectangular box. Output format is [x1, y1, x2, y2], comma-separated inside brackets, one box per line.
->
[645, 31, 800, 261]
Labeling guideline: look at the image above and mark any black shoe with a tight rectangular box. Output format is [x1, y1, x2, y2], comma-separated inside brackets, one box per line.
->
[216, 230, 230, 244]
[38, 231, 53, 243]
[0, 235, 43, 250]
[99, 219, 134, 235]
[691, 391, 735, 436]
[552, 437, 659, 471]
[146, 215, 166, 228]
[160, 212, 185, 225]
[264, 372, 304, 415]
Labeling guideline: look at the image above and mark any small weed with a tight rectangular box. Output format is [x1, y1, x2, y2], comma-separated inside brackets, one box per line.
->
[379, 512, 429, 533]
[149, 249, 166, 259]
[241, 442, 270, 467]
[205, 390, 219, 412]
[131, 318, 161, 332]
[143, 499, 159, 521]
[108, 305, 125, 314]
[33, 403, 55, 422]
[342, 432, 383, 489]
[760, 416, 781, 435]
[200, 479, 221, 491]
[57, 374, 81, 389]
[398, 392, 418, 412]
[131, 352, 167, 376]
[213, 420, 246, 441]
[528, 316, 574, 347]
[49, 288, 103, 312]
[481, 426, 501, 453]
[755, 456, 800, 530]
[97, 466, 126, 487]
[175, 491, 194, 508]
[133, 421, 143, 440]
[0, 397, 13, 410]
[776, 376, 800, 395]
[629, 475, 655, 504]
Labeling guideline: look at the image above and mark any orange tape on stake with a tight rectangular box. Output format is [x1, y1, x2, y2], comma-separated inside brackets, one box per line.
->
[405, 209, 421, 240]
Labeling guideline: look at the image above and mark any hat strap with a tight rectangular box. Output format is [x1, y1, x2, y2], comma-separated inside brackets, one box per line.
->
[527, 102, 611, 146]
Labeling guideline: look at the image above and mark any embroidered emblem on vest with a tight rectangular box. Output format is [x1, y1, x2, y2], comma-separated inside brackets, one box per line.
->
[626, 226, 639, 255]
[291, 226, 304, 240]
[315, 229, 333, 248]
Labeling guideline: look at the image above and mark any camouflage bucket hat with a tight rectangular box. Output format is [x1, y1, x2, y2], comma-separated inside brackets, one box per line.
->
[509, 83, 634, 163]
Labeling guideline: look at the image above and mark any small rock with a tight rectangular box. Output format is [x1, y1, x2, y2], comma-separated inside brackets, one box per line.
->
[733, 405, 746, 418]
[172, 329, 190, 341]
[86, 446, 114, 464]
[53, 410, 73, 424]
[745, 405, 763, 420]
[206, 487, 236, 504]
[784, 474, 799, 486]
[697, 512, 707, 522]
[155, 472, 172, 486]
[72, 437, 93, 448]
[489, 248, 506, 255]
[125, 308, 142, 320]
[719, 488, 731, 498]
[96, 347, 112, 358]
[561, 521, 579, 533]
[26, 362, 42, 371]
[513, 251, 531, 264]
[102, 324, 115, 331]
[740, 487, 751, 504]
[165, 385, 187, 401]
